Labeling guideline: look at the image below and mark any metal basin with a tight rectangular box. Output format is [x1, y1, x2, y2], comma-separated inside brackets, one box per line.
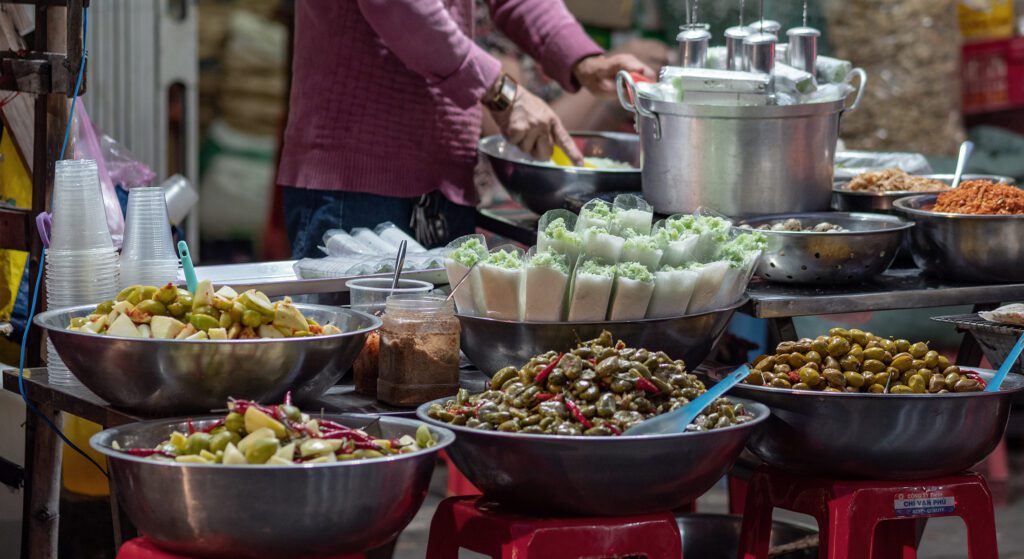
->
[736, 213, 913, 284]
[678, 514, 816, 559]
[457, 297, 745, 376]
[708, 368, 1024, 479]
[92, 415, 453, 558]
[417, 397, 769, 516]
[894, 193, 1024, 282]
[35, 304, 381, 415]
[478, 132, 641, 215]
[831, 174, 1015, 214]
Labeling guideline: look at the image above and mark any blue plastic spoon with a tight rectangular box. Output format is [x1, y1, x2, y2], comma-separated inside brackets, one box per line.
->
[985, 332, 1024, 392]
[177, 240, 198, 294]
[624, 364, 752, 436]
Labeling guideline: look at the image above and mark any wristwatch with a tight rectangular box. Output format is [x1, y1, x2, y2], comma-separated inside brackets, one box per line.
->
[484, 74, 518, 112]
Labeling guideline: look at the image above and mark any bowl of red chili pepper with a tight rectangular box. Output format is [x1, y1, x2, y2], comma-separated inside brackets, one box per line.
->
[91, 399, 454, 558]
[894, 182, 1024, 282]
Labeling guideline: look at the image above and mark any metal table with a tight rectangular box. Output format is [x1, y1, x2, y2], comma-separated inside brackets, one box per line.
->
[4, 367, 488, 559]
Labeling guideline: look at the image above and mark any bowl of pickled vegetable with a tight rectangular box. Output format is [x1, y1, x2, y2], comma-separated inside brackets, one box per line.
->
[35, 282, 381, 414]
[417, 331, 769, 516]
[91, 398, 454, 558]
[711, 327, 1024, 479]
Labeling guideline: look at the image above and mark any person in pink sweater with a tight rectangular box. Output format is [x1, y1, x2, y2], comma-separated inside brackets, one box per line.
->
[278, 0, 653, 257]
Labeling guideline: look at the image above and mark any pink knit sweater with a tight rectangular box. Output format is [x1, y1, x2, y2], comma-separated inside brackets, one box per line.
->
[277, 0, 603, 206]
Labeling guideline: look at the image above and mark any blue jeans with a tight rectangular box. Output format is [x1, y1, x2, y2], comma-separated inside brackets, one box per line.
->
[282, 187, 476, 259]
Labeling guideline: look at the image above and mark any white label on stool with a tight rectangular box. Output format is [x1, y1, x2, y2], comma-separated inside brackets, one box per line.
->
[894, 492, 956, 516]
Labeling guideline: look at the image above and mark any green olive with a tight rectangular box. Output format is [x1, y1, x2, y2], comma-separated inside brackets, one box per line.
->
[745, 371, 765, 385]
[245, 438, 279, 464]
[923, 351, 939, 369]
[810, 339, 829, 355]
[140, 286, 158, 300]
[823, 356, 840, 370]
[844, 371, 865, 388]
[928, 376, 946, 393]
[878, 339, 896, 353]
[116, 285, 142, 302]
[826, 336, 851, 357]
[829, 327, 851, 340]
[862, 359, 886, 373]
[937, 355, 952, 371]
[823, 387, 842, 393]
[193, 305, 217, 318]
[787, 353, 808, 369]
[804, 350, 822, 364]
[849, 329, 868, 346]
[839, 355, 860, 372]
[792, 382, 811, 390]
[190, 313, 220, 332]
[773, 364, 791, 376]
[945, 372, 961, 387]
[770, 378, 792, 389]
[219, 312, 233, 329]
[136, 299, 168, 317]
[224, 411, 245, 433]
[943, 365, 961, 377]
[908, 374, 926, 393]
[280, 404, 301, 422]
[154, 284, 179, 304]
[873, 371, 891, 387]
[890, 355, 913, 373]
[863, 347, 886, 362]
[868, 384, 885, 393]
[911, 359, 925, 371]
[954, 378, 982, 393]
[95, 300, 115, 314]
[184, 432, 212, 455]
[798, 367, 821, 387]
[823, 369, 846, 388]
[894, 339, 911, 353]
[167, 302, 186, 317]
[848, 345, 863, 361]
[909, 342, 929, 359]
[890, 385, 913, 394]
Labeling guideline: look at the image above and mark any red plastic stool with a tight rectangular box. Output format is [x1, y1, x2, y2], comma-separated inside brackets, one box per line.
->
[116, 537, 365, 559]
[738, 466, 998, 559]
[426, 496, 683, 558]
[440, 450, 481, 497]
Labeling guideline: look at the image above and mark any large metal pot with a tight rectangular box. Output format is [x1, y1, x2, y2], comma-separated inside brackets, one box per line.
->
[617, 70, 866, 217]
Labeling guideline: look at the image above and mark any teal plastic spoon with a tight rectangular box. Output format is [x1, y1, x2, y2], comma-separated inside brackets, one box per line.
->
[624, 364, 751, 436]
[985, 332, 1024, 392]
[177, 240, 198, 294]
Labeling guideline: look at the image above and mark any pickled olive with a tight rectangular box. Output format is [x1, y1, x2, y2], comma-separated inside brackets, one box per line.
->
[753, 354, 773, 369]
[823, 387, 842, 393]
[224, 412, 245, 433]
[826, 336, 851, 357]
[872, 372, 891, 388]
[895, 339, 911, 353]
[890, 355, 913, 372]
[847, 346, 863, 361]
[868, 384, 885, 393]
[954, 378, 982, 393]
[937, 355, 952, 370]
[773, 364, 792, 376]
[823, 356, 841, 370]
[829, 327, 851, 340]
[95, 300, 115, 314]
[943, 366, 961, 377]
[863, 347, 886, 362]
[923, 351, 939, 369]
[792, 382, 811, 390]
[911, 359, 925, 371]
[770, 378, 792, 389]
[908, 374, 927, 393]
[776, 341, 797, 354]
[849, 329, 868, 346]
[116, 285, 142, 302]
[167, 302, 186, 317]
[190, 313, 220, 332]
[787, 353, 808, 369]
[810, 339, 829, 355]
[839, 355, 860, 372]
[793, 340, 813, 353]
[909, 342, 929, 359]
[184, 432, 212, 455]
[878, 339, 895, 353]
[862, 359, 886, 373]
[208, 431, 236, 453]
[844, 371, 865, 388]
[804, 350, 822, 364]
[890, 385, 914, 394]
[745, 371, 765, 386]
[798, 367, 822, 387]
[928, 376, 946, 393]
[823, 369, 846, 388]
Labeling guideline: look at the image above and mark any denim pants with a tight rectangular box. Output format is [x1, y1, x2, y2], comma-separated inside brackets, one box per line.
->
[282, 187, 476, 259]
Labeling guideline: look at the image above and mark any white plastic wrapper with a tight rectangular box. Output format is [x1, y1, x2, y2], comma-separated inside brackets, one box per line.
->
[687, 261, 730, 314]
[373, 222, 427, 253]
[576, 199, 614, 232]
[612, 194, 654, 236]
[608, 263, 654, 321]
[322, 229, 375, 257]
[980, 304, 1024, 327]
[567, 260, 615, 322]
[647, 267, 698, 319]
[774, 62, 817, 95]
[660, 234, 699, 267]
[537, 210, 582, 269]
[444, 234, 488, 316]
[478, 245, 524, 321]
[293, 256, 367, 279]
[582, 227, 625, 264]
[816, 55, 852, 84]
[522, 248, 570, 322]
[620, 235, 664, 271]
[350, 228, 396, 254]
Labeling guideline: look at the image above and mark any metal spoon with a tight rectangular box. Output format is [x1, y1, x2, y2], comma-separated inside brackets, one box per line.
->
[950, 140, 975, 189]
[624, 364, 751, 436]
[388, 240, 407, 295]
[445, 262, 478, 303]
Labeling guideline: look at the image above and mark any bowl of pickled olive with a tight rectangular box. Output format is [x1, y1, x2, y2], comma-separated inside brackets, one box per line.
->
[712, 327, 1024, 480]
[744, 327, 983, 394]
[90, 397, 454, 558]
[417, 331, 770, 516]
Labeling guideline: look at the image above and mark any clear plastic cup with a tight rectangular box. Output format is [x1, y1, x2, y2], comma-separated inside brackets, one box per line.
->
[160, 175, 199, 225]
[345, 278, 433, 315]
[50, 160, 114, 253]
[47, 340, 76, 386]
[122, 187, 177, 262]
[119, 260, 179, 288]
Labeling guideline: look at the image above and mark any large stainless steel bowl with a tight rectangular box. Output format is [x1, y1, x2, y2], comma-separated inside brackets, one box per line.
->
[92, 415, 453, 558]
[736, 213, 912, 284]
[708, 368, 1024, 479]
[831, 174, 1015, 214]
[457, 297, 746, 376]
[417, 397, 768, 516]
[894, 193, 1024, 282]
[36, 304, 381, 415]
[479, 132, 641, 215]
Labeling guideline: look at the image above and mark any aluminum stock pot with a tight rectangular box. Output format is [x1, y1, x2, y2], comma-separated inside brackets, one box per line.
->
[616, 70, 866, 217]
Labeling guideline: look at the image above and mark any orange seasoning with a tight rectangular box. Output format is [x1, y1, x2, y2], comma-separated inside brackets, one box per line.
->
[932, 180, 1024, 215]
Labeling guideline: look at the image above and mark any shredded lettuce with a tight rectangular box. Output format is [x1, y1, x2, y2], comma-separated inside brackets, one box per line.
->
[577, 260, 615, 278]
[530, 250, 569, 274]
[544, 218, 581, 246]
[617, 262, 654, 282]
[485, 249, 523, 270]
[730, 231, 768, 252]
[580, 200, 613, 221]
[623, 235, 660, 251]
[449, 238, 488, 267]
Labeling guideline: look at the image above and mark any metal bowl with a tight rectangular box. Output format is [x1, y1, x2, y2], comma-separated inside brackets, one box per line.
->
[457, 297, 746, 376]
[736, 213, 913, 285]
[831, 174, 1015, 214]
[894, 193, 1024, 282]
[35, 304, 381, 415]
[479, 132, 641, 215]
[417, 397, 769, 516]
[708, 368, 1024, 479]
[92, 415, 453, 558]
[678, 514, 816, 559]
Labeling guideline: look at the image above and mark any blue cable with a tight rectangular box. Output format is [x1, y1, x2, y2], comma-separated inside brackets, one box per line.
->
[18, 6, 108, 478]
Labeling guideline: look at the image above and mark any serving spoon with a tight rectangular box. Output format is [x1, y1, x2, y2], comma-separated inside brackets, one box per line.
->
[624, 364, 751, 436]
[950, 140, 975, 189]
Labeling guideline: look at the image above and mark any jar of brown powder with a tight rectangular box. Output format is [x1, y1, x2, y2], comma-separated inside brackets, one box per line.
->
[377, 295, 460, 406]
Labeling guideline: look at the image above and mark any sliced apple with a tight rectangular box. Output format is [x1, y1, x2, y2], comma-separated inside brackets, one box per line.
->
[257, 324, 284, 339]
[185, 331, 208, 341]
[192, 280, 215, 309]
[208, 327, 228, 340]
[215, 285, 238, 300]
[137, 324, 152, 338]
[243, 406, 286, 438]
[112, 300, 133, 315]
[126, 306, 153, 324]
[322, 324, 342, 335]
[151, 316, 186, 340]
[227, 323, 242, 340]
[273, 302, 308, 333]
[175, 323, 198, 340]
[107, 314, 143, 338]
[222, 442, 246, 465]
[82, 314, 108, 334]
[240, 289, 275, 317]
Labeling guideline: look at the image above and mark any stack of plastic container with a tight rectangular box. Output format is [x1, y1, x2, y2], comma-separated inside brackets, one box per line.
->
[119, 187, 179, 288]
[46, 160, 120, 385]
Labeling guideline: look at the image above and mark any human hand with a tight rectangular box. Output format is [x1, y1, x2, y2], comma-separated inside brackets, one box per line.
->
[573, 53, 655, 98]
[488, 85, 583, 165]
[613, 39, 670, 72]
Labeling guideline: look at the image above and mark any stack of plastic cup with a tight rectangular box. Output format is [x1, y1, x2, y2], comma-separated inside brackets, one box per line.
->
[46, 159, 120, 386]
[119, 187, 179, 289]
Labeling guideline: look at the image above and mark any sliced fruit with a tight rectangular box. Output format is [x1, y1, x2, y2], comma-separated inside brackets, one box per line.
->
[189, 313, 220, 332]
[107, 314, 143, 338]
[192, 280, 215, 309]
[257, 324, 284, 338]
[237, 427, 276, 453]
[112, 300, 134, 315]
[215, 285, 238, 299]
[273, 302, 308, 333]
[222, 442, 246, 465]
[151, 316, 186, 340]
[243, 406, 286, 438]
[154, 283, 179, 304]
[208, 327, 228, 340]
[175, 324, 198, 340]
[227, 323, 242, 339]
[126, 306, 154, 324]
[322, 324, 342, 335]
[185, 331, 209, 341]
[82, 314, 108, 334]
[240, 289, 275, 317]
[137, 324, 152, 338]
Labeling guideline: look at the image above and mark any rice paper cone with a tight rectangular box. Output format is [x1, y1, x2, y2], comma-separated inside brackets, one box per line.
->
[612, 194, 654, 236]
[608, 276, 655, 321]
[687, 261, 730, 314]
[478, 245, 525, 320]
[647, 268, 698, 318]
[582, 228, 625, 264]
[444, 234, 490, 315]
[567, 260, 615, 322]
[576, 199, 614, 232]
[522, 248, 570, 322]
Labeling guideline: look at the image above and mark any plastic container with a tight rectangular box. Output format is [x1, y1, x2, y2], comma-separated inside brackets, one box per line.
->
[159, 174, 199, 225]
[119, 187, 178, 288]
[50, 160, 113, 253]
[377, 295, 460, 407]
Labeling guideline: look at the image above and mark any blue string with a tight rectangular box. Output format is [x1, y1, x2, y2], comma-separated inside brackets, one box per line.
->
[19, 6, 108, 478]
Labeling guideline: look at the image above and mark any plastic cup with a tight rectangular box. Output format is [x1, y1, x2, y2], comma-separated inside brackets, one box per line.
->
[122, 187, 177, 261]
[346, 278, 433, 314]
[160, 175, 199, 225]
[50, 160, 113, 253]
[119, 260, 180, 288]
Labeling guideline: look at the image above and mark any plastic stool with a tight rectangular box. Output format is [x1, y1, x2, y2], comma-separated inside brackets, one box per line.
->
[116, 537, 365, 559]
[738, 466, 998, 559]
[440, 450, 481, 497]
[426, 496, 683, 559]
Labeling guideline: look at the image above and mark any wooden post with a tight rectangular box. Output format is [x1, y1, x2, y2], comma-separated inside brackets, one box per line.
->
[20, 401, 62, 559]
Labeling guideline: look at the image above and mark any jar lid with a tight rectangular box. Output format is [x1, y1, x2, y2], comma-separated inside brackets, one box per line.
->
[384, 294, 453, 314]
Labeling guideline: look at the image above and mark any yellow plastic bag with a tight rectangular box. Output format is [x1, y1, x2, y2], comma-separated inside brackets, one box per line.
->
[0, 124, 32, 321]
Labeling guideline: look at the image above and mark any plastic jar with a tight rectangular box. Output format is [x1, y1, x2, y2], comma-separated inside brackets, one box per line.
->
[377, 295, 461, 406]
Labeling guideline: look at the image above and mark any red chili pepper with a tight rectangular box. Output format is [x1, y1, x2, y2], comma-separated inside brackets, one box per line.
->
[563, 398, 592, 429]
[535, 393, 556, 402]
[125, 448, 176, 459]
[533, 353, 564, 385]
[635, 376, 660, 394]
[186, 418, 196, 435]
[229, 399, 276, 416]
[787, 371, 801, 384]
[606, 424, 622, 436]
[320, 429, 374, 443]
[964, 371, 988, 389]
[200, 418, 225, 434]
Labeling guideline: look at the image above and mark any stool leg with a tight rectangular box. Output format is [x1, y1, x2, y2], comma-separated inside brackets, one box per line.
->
[737, 476, 773, 559]
[960, 496, 998, 559]
[425, 499, 460, 559]
[872, 519, 917, 559]
[728, 475, 748, 516]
